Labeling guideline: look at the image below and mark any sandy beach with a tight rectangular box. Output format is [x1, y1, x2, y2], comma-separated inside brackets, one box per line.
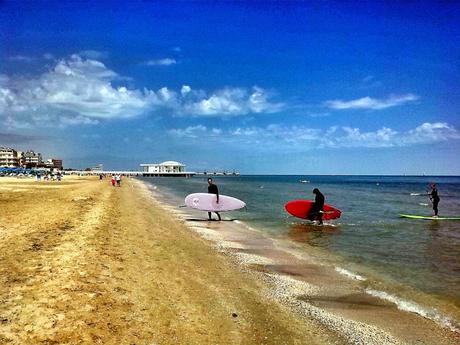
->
[0, 176, 342, 345]
[0, 176, 459, 345]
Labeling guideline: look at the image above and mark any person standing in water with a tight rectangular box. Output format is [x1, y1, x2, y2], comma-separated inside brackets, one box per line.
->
[308, 188, 325, 225]
[207, 177, 221, 221]
[429, 183, 440, 217]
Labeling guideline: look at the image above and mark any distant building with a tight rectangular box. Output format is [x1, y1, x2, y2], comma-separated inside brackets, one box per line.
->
[46, 158, 63, 170]
[51, 159, 63, 170]
[21, 150, 43, 168]
[0, 147, 63, 170]
[91, 164, 103, 172]
[0, 147, 20, 167]
[140, 161, 194, 177]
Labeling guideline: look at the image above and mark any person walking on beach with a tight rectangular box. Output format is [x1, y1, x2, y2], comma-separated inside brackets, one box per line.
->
[111, 174, 116, 187]
[116, 174, 121, 187]
[428, 183, 440, 217]
[308, 188, 325, 225]
[207, 178, 221, 221]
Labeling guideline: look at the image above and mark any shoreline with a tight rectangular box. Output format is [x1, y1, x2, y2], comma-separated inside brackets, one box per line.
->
[140, 178, 460, 344]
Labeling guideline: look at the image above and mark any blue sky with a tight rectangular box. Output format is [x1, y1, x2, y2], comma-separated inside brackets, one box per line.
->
[1, 1, 459, 174]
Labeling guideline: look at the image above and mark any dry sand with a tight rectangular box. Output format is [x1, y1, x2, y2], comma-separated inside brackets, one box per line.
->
[0, 176, 343, 345]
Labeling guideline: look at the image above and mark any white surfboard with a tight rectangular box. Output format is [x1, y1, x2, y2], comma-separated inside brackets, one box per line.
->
[185, 193, 246, 212]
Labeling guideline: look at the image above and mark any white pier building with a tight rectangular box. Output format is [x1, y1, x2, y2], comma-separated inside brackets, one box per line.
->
[139, 161, 195, 177]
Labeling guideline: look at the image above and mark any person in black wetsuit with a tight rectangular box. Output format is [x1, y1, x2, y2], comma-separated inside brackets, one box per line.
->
[207, 178, 221, 221]
[429, 183, 440, 217]
[308, 188, 325, 225]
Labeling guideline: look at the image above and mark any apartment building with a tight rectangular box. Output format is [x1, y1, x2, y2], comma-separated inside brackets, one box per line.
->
[21, 150, 43, 168]
[0, 147, 20, 167]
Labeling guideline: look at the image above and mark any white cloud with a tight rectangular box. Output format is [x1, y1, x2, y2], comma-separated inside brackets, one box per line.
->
[0, 74, 8, 84]
[59, 116, 100, 126]
[0, 85, 14, 113]
[183, 87, 284, 116]
[168, 122, 460, 149]
[5, 53, 57, 62]
[0, 54, 286, 129]
[325, 122, 459, 148]
[79, 50, 108, 59]
[1, 55, 151, 127]
[146, 58, 177, 66]
[360, 75, 382, 89]
[325, 94, 418, 110]
[43, 53, 55, 60]
[36, 56, 145, 118]
[403, 122, 460, 145]
[181, 85, 191, 95]
[329, 126, 399, 148]
[168, 125, 208, 138]
[81, 133, 101, 139]
[306, 111, 330, 118]
[6, 55, 34, 62]
[168, 125, 226, 139]
[363, 75, 375, 83]
[231, 127, 262, 136]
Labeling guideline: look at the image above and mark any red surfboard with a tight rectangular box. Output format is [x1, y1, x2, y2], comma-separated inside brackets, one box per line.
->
[284, 200, 342, 220]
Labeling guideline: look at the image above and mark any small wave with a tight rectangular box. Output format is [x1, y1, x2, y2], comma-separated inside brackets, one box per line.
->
[410, 193, 421, 196]
[365, 289, 459, 333]
[335, 267, 366, 281]
[233, 219, 258, 232]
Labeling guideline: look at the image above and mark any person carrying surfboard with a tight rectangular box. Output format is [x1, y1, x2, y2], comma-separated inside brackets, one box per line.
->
[207, 178, 221, 221]
[428, 183, 440, 217]
[308, 188, 325, 225]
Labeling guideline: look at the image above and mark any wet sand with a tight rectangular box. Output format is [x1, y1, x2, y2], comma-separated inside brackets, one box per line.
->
[0, 176, 342, 345]
[147, 180, 460, 345]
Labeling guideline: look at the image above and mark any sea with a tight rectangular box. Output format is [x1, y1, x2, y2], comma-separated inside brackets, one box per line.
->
[139, 175, 460, 329]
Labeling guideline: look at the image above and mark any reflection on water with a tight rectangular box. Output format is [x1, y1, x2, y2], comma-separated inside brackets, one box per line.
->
[287, 221, 341, 247]
[425, 220, 460, 301]
[428, 220, 442, 232]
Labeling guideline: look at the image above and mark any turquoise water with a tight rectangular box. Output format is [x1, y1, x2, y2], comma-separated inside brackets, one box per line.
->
[140, 175, 460, 309]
